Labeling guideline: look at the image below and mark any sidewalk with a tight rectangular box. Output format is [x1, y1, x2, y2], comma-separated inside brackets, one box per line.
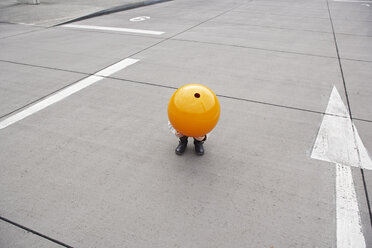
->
[0, 0, 168, 27]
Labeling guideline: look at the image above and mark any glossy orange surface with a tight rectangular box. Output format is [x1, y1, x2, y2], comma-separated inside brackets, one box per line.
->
[168, 84, 220, 137]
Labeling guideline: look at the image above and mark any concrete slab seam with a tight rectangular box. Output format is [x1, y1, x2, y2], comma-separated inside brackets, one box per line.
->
[230, 9, 330, 20]
[0, 59, 89, 78]
[326, 0, 372, 226]
[0, 216, 74, 248]
[3, 59, 372, 125]
[0, 23, 50, 40]
[342, 58, 372, 64]
[230, 9, 372, 23]
[335, 32, 372, 38]
[209, 20, 334, 35]
[354, 118, 372, 123]
[171, 38, 339, 60]
[208, 20, 372, 38]
[109, 0, 250, 80]
[311, 85, 372, 246]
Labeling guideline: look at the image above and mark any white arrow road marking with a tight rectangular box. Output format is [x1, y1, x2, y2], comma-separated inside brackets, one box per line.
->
[312, 86, 372, 170]
[63, 24, 164, 35]
[311, 86, 370, 247]
[354, 126, 372, 170]
[0, 58, 139, 130]
[336, 163, 366, 248]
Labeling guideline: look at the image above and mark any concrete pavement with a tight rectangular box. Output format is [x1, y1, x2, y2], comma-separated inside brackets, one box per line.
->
[1, 0, 372, 247]
[0, 0, 171, 27]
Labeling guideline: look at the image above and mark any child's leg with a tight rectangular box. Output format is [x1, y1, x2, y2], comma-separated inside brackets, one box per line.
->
[175, 136, 188, 155]
[193, 135, 207, 155]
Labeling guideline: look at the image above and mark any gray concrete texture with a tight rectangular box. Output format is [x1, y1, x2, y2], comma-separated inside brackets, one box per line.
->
[0, 0, 372, 247]
[0, 0, 168, 27]
[354, 120, 372, 217]
[0, 28, 161, 73]
[0, 23, 42, 39]
[0, 61, 84, 117]
[0, 221, 61, 248]
[0, 79, 337, 247]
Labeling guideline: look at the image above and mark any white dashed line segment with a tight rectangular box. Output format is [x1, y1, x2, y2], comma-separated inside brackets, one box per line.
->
[64, 24, 164, 35]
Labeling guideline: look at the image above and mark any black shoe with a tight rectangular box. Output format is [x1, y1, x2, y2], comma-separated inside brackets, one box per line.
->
[194, 139, 204, 156]
[175, 136, 188, 155]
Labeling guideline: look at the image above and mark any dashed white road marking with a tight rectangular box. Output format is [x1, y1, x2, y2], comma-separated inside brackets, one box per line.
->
[0, 58, 139, 130]
[311, 86, 370, 248]
[63, 24, 164, 35]
[130, 16, 151, 22]
[96, 58, 138, 77]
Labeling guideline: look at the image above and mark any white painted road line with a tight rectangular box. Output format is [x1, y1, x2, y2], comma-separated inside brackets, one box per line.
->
[63, 24, 164, 35]
[130, 16, 151, 22]
[96, 58, 139, 77]
[311, 86, 371, 248]
[0, 58, 139, 130]
[336, 163, 366, 248]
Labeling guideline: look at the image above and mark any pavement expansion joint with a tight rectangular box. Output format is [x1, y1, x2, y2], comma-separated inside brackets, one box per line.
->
[326, 8, 372, 230]
[230, 9, 331, 20]
[171, 38, 339, 60]
[354, 118, 372, 123]
[0, 216, 74, 248]
[1, 58, 366, 125]
[115, 5, 246, 65]
[0, 58, 139, 129]
[210, 20, 334, 35]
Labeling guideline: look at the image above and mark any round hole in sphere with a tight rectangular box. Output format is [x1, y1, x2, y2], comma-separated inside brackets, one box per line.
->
[194, 93, 200, 98]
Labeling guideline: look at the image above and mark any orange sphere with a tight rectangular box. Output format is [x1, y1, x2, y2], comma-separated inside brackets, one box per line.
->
[168, 84, 220, 137]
